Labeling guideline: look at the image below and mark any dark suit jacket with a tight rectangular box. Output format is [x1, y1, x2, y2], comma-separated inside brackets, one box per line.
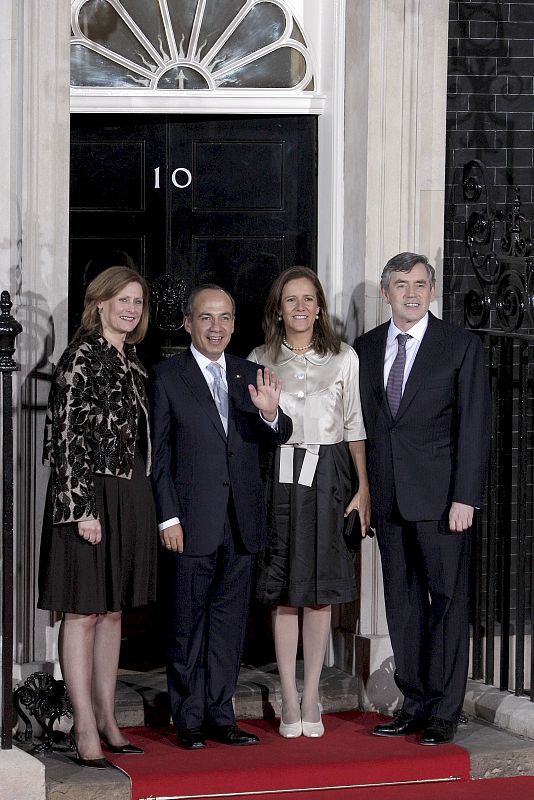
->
[355, 313, 491, 522]
[150, 349, 292, 555]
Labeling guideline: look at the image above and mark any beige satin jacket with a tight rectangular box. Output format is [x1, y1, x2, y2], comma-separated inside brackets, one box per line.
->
[248, 341, 366, 446]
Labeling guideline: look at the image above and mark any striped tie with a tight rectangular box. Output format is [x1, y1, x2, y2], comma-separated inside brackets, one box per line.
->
[386, 333, 410, 417]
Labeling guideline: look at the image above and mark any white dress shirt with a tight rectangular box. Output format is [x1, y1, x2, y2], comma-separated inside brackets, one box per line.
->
[190, 345, 228, 397]
[383, 313, 429, 393]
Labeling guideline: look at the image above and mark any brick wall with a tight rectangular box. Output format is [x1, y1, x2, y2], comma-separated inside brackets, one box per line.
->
[445, 0, 534, 328]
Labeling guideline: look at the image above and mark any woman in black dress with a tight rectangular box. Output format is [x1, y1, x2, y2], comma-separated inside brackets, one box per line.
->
[38, 266, 156, 767]
[249, 267, 371, 739]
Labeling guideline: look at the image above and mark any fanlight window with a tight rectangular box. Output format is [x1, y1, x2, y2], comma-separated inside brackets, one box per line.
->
[70, 0, 315, 91]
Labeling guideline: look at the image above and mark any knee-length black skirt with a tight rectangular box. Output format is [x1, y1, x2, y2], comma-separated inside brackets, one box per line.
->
[256, 442, 358, 606]
[38, 449, 157, 614]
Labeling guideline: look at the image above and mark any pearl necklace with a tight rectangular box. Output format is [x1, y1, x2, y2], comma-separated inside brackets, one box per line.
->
[283, 338, 313, 352]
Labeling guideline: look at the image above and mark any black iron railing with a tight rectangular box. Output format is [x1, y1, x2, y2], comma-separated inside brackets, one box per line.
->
[462, 160, 534, 697]
[470, 330, 534, 697]
[0, 291, 22, 749]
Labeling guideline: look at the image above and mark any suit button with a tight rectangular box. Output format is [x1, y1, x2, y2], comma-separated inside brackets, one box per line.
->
[222, 481, 230, 487]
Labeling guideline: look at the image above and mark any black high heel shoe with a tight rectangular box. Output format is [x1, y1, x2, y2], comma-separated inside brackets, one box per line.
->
[69, 732, 109, 769]
[99, 732, 144, 755]
[75, 755, 109, 769]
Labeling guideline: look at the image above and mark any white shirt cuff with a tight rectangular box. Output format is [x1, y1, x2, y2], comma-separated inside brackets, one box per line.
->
[259, 410, 279, 430]
[159, 517, 180, 531]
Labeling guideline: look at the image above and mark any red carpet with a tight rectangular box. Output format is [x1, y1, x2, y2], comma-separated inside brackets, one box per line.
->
[155, 777, 534, 799]
[107, 711, 471, 800]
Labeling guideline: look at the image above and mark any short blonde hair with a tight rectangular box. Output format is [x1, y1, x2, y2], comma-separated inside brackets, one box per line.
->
[77, 266, 150, 344]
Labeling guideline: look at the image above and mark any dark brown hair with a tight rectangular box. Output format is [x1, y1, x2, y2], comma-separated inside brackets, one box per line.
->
[76, 266, 150, 344]
[263, 266, 340, 358]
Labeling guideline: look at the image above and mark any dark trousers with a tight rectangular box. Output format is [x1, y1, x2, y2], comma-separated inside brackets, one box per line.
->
[376, 510, 471, 723]
[166, 515, 255, 731]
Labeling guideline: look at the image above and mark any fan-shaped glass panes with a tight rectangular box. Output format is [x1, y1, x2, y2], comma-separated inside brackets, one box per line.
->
[216, 47, 306, 88]
[71, 43, 152, 87]
[196, 0, 248, 61]
[71, 0, 314, 91]
[78, 0, 159, 72]
[208, 2, 287, 73]
[120, 0, 171, 60]
[166, 0, 198, 58]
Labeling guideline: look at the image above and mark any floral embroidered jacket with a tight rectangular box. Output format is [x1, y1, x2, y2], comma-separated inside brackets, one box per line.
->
[43, 331, 152, 525]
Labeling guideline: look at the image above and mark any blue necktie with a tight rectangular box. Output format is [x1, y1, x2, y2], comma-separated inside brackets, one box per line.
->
[207, 362, 228, 432]
[386, 333, 410, 417]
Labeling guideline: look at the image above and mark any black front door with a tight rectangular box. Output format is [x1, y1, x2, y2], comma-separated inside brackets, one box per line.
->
[70, 114, 317, 359]
[69, 113, 317, 667]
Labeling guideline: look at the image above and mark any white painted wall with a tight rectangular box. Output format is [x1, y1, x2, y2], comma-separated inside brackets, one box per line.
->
[362, 0, 448, 332]
[1, 0, 70, 669]
[0, 0, 20, 294]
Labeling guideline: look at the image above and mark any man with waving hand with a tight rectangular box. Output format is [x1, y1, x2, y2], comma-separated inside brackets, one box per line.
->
[151, 284, 292, 750]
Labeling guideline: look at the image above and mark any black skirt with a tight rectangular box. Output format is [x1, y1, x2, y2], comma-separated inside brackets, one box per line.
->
[38, 449, 157, 614]
[256, 442, 358, 606]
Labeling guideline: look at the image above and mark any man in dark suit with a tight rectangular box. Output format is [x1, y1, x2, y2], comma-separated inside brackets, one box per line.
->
[355, 252, 490, 745]
[150, 285, 292, 750]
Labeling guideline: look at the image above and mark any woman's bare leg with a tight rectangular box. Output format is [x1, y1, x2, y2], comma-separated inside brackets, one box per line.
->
[301, 605, 331, 722]
[59, 613, 103, 759]
[92, 610, 129, 746]
[272, 606, 300, 723]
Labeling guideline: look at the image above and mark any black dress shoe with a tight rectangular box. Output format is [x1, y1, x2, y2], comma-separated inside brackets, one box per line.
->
[205, 724, 259, 746]
[372, 711, 427, 737]
[420, 718, 456, 745]
[176, 728, 207, 749]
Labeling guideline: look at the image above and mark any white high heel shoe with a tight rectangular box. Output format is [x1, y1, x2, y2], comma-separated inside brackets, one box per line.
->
[302, 703, 324, 738]
[279, 706, 302, 738]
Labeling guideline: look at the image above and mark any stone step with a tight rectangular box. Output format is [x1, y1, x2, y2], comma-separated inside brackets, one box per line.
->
[20, 664, 534, 800]
[114, 663, 360, 728]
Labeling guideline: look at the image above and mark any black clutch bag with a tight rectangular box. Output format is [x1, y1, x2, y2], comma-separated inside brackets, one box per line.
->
[343, 509, 360, 556]
[343, 508, 375, 556]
